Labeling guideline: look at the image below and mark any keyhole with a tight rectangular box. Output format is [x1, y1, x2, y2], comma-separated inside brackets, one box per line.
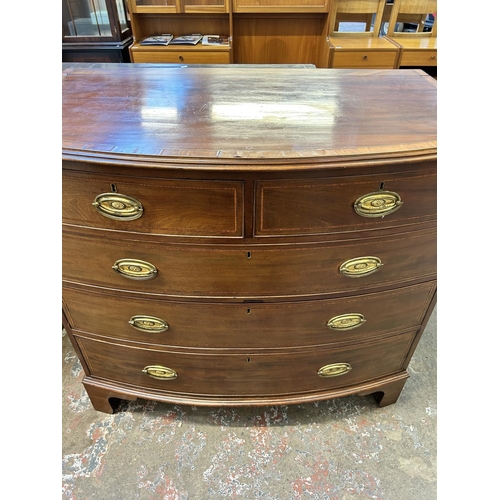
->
[380, 182, 385, 190]
[246, 357, 251, 363]
[110, 183, 118, 193]
[247, 308, 251, 314]
[246, 251, 252, 259]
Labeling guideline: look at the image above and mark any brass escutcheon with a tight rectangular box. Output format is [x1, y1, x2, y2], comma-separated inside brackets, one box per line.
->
[339, 256, 383, 278]
[327, 313, 366, 331]
[354, 191, 402, 218]
[318, 363, 352, 377]
[112, 259, 157, 280]
[92, 193, 144, 221]
[142, 365, 177, 380]
[129, 315, 169, 333]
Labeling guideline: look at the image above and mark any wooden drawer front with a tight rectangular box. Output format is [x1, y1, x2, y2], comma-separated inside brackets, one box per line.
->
[62, 229, 436, 298]
[255, 171, 436, 236]
[64, 282, 435, 348]
[62, 172, 243, 238]
[333, 51, 397, 68]
[131, 49, 230, 64]
[400, 50, 437, 67]
[76, 331, 415, 396]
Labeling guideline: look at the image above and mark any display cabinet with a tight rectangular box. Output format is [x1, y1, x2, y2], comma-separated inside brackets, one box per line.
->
[326, 0, 399, 69]
[62, 0, 133, 62]
[128, 0, 232, 63]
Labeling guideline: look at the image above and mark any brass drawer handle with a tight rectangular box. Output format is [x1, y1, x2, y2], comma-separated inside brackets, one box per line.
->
[92, 193, 143, 221]
[142, 365, 177, 380]
[327, 313, 366, 331]
[354, 191, 402, 218]
[129, 315, 169, 333]
[112, 259, 157, 280]
[318, 363, 352, 377]
[340, 256, 383, 278]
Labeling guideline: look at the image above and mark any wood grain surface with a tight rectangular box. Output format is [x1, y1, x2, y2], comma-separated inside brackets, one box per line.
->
[62, 65, 436, 165]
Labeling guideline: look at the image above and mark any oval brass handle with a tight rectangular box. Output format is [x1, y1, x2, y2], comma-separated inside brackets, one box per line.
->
[92, 193, 143, 221]
[327, 313, 366, 331]
[142, 365, 177, 380]
[112, 259, 157, 280]
[318, 363, 352, 377]
[354, 191, 402, 218]
[340, 256, 382, 278]
[129, 315, 169, 333]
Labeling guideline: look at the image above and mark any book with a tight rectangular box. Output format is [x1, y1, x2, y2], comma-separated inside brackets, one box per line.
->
[139, 34, 173, 46]
[202, 35, 229, 46]
[169, 34, 203, 45]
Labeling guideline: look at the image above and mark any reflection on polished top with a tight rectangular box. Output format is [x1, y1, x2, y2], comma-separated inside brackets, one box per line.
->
[62, 63, 437, 166]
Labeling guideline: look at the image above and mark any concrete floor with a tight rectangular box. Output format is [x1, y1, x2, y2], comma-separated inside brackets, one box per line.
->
[62, 307, 436, 500]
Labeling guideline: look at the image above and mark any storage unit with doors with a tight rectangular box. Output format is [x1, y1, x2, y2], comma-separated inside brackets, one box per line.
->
[62, 63, 437, 414]
[384, 0, 437, 68]
[327, 0, 400, 69]
[62, 0, 133, 62]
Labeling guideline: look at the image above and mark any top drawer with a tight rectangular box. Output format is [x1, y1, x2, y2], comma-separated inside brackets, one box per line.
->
[255, 169, 436, 237]
[62, 171, 244, 238]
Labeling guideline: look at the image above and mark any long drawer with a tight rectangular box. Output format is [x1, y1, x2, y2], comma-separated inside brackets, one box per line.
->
[62, 228, 436, 298]
[332, 51, 398, 68]
[400, 50, 437, 67]
[62, 171, 244, 238]
[75, 331, 416, 397]
[130, 49, 230, 64]
[64, 282, 435, 348]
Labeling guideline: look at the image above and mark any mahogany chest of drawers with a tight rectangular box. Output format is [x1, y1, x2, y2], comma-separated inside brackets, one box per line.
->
[62, 63, 437, 414]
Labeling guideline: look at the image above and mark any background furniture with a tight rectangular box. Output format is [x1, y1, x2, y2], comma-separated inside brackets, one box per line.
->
[127, 0, 333, 66]
[231, 0, 331, 66]
[128, 0, 232, 63]
[62, 0, 133, 62]
[62, 0, 437, 70]
[62, 63, 437, 414]
[385, 0, 437, 68]
[327, 0, 400, 68]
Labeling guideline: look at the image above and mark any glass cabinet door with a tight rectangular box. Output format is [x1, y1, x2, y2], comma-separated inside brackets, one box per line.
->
[232, 0, 329, 13]
[129, 0, 227, 13]
[183, 0, 228, 13]
[114, 0, 130, 34]
[129, 0, 177, 13]
[63, 0, 131, 42]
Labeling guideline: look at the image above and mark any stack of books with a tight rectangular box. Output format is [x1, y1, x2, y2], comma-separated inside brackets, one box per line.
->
[202, 35, 229, 46]
[139, 34, 173, 46]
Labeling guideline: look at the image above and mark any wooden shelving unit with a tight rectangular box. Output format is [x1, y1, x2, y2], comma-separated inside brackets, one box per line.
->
[128, 0, 233, 64]
[122, 0, 437, 69]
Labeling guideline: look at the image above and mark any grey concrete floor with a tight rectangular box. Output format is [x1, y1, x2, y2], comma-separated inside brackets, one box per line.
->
[62, 307, 436, 499]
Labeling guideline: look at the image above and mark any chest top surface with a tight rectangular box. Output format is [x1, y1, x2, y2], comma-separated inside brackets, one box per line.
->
[62, 64, 437, 168]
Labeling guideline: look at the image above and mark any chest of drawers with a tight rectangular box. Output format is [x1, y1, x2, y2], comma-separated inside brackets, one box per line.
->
[62, 64, 437, 414]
